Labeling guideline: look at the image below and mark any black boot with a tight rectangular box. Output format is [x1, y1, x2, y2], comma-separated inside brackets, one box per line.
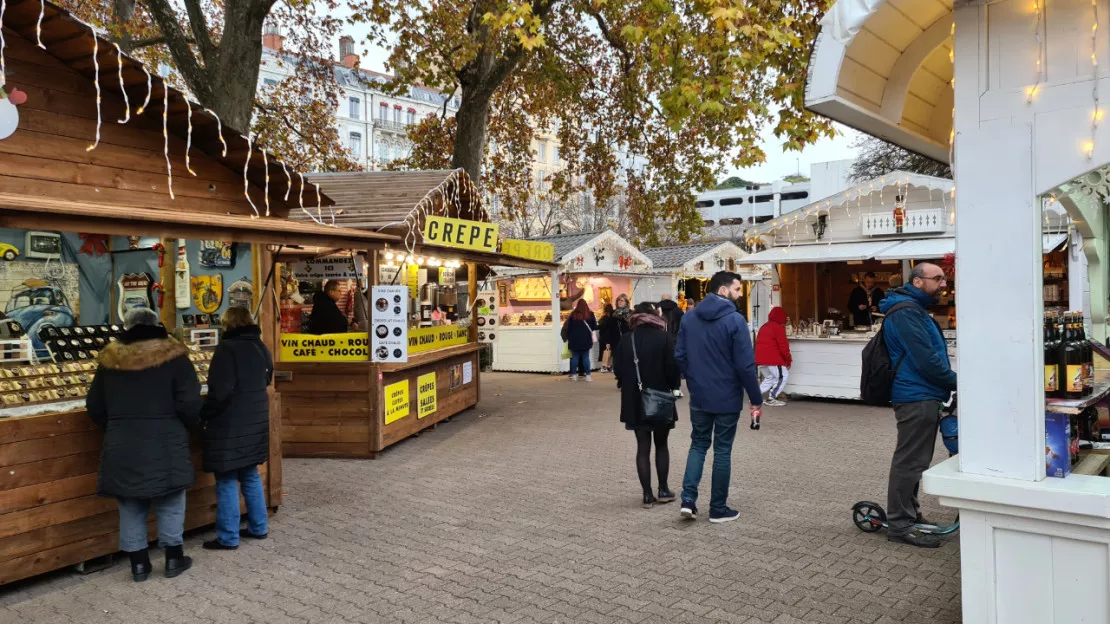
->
[164, 544, 192, 578]
[128, 549, 151, 582]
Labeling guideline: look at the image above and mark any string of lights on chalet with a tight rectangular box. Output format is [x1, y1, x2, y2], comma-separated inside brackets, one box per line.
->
[0, 1, 327, 221]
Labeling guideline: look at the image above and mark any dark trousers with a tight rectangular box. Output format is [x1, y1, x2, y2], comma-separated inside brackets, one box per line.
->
[886, 400, 941, 535]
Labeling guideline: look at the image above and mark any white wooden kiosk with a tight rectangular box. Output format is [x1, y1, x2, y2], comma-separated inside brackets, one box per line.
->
[810, 0, 1110, 620]
[639, 241, 771, 324]
[492, 229, 653, 373]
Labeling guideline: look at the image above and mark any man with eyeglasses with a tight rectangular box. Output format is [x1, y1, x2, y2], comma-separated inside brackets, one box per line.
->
[877, 262, 958, 548]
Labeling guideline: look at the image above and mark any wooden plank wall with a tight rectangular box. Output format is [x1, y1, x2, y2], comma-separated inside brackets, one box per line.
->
[0, 30, 273, 217]
[378, 350, 481, 451]
[276, 363, 375, 458]
[0, 410, 269, 585]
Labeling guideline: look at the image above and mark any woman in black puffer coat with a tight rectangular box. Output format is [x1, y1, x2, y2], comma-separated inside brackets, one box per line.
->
[86, 308, 202, 582]
[200, 306, 273, 551]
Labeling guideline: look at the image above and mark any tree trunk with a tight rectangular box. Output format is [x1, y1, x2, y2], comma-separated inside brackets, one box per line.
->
[452, 88, 492, 183]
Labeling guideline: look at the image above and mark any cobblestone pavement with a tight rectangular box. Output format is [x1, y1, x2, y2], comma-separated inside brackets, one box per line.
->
[0, 373, 961, 623]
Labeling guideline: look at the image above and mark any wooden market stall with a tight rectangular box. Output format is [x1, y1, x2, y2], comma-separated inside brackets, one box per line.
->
[275, 170, 558, 459]
[0, 2, 396, 585]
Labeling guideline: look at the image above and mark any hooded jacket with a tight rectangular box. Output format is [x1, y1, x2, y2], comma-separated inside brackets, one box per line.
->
[200, 325, 273, 474]
[658, 299, 684, 339]
[879, 286, 957, 403]
[307, 290, 348, 335]
[86, 326, 203, 499]
[675, 293, 763, 413]
[755, 307, 792, 367]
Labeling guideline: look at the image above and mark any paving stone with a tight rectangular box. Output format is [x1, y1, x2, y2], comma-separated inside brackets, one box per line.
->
[0, 373, 960, 623]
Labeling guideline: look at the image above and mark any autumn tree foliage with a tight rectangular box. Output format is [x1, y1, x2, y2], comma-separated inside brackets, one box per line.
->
[360, 0, 838, 243]
[59, 0, 360, 172]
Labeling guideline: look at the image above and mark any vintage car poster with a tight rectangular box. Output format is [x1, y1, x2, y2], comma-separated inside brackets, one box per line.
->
[198, 241, 236, 268]
[117, 272, 153, 322]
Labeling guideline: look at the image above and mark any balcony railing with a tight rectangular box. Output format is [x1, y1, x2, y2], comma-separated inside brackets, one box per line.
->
[375, 119, 410, 133]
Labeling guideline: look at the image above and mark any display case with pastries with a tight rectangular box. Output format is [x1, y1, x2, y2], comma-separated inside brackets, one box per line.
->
[502, 311, 553, 327]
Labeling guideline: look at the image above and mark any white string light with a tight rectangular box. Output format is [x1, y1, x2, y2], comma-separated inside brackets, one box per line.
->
[262, 149, 271, 217]
[161, 84, 173, 199]
[280, 161, 291, 201]
[35, 0, 45, 49]
[184, 99, 196, 175]
[243, 133, 258, 216]
[1, 0, 7, 88]
[113, 43, 130, 123]
[1028, 0, 1045, 104]
[296, 172, 324, 225]
[1089, 0, 1102, 160]
[205, 108, 227, 157]
[136, 65, 151, 115]
[86, 24, 101, 151]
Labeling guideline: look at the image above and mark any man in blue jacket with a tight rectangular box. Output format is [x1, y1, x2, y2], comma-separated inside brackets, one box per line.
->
[878, 262, 958, 548]
[675, 271, 764, 523]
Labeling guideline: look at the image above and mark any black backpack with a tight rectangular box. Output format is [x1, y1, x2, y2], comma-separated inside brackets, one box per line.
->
[859, 301, 916, 405]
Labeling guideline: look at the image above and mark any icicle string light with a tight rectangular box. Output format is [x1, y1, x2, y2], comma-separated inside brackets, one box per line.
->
[184, 100, 196, 175]
[206, 108, 227, 156]
[1028, 0, 1045, 103]
[113, 43, 130, 123]
[136, 65, 151, 115]
[162, 85, 174, 199]
[262, 149, 271, 217]
[280, 161, 292, 201]
[297, 172, 324, 224]
[243, 133, 258, 216]
[86, 25, 101, 151]
[1, 0, 7, 88]
[1089, 0, 1101, 160]
[35, 0, 45, 49]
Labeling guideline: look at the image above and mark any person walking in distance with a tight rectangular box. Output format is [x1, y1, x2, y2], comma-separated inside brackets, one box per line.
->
[755, 306, 792, 407]
[658, 293, 684, 339]
[878, 262, 957, 548]
[597, 303, 618, 372]
[675, 271, 764, 523]
[561, 299, 598, 381]
[614, 302, 681, 508]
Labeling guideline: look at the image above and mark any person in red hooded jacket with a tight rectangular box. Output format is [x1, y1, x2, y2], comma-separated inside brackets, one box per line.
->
[754, 307, 792, 407]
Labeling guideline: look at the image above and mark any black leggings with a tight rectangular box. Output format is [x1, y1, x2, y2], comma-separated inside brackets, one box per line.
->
[634, 428, 670, 496]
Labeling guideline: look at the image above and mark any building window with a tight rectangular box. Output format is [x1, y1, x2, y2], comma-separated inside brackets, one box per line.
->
[349, 96, 360, 119]
[406, 108, 416, 124]
[349, 132, 362, 155]
[780, 191, 810, 201]
[719, 197, 745, 206]
[379, 103, 388, 122]
[694, 200, 715, 208]
[382, 143, 392, 161]
[393, 106, 401, 123]
[537, 141, 547, 163]
[552, 144, 559, 164]
[263, 78, 278, 87]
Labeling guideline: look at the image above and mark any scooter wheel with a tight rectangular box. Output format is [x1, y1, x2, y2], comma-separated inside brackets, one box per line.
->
[852, 501, 886, 533]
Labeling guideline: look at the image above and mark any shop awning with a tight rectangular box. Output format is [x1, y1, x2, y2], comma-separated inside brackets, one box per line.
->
[0, 194, 397, 249]
[1043, 233, 1068, 253]
[874, 238, 954, 261]
[737, 241, 899, 264]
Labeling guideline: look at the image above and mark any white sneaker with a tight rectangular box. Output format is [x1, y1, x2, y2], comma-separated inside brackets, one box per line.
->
[584, 375, 593, 382]
[568, 375, 579, 381]
[765, 398, 786, 407]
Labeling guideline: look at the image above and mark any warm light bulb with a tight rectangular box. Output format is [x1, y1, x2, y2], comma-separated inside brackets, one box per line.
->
[416, 256, 425, 265]
[1084, 140, 1096, 158]
[384, 251, 394, 260]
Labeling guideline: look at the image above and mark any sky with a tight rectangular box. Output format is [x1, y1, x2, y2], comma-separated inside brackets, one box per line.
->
[334, 21, 860, 186]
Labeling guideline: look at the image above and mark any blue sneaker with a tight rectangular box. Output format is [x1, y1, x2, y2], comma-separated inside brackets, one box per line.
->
[680, 501, 697, 520]
[709, 507, 741, 524]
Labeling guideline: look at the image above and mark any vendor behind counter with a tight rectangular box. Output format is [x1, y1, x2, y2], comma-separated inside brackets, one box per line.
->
[307, 280, 349, 335]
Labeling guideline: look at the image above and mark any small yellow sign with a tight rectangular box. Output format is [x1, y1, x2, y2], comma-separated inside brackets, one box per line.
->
[501, 239, 555, 263]
[279, 333, 369, 362]
[417, 372, 437, 419]
[423, 215, 499, 253]
[408, 325, 469, 355]
[406, 263, 419, 300]
[384, 380, 409, 424]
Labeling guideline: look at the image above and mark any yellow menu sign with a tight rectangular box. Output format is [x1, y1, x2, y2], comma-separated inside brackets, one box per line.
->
[408, 325, 469, 355]
[417, 373, 437, 419]
[501, 239, 555, 263]
[423, 215, 499, 253]
[279, 333, 368, 362]
[384, 380, 409, 424]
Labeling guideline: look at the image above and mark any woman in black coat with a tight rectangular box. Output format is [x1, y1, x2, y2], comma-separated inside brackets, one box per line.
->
[86, 308, 202, 582]
[597, 304, 617, 372]
[614, 302, 681, 508]
[561, 299, 598, 381]
[200, 307, 274, 551]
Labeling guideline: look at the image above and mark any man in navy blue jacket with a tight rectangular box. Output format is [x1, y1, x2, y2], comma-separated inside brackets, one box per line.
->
[879, 262, 958, 548]
[675, 271, 764, 523]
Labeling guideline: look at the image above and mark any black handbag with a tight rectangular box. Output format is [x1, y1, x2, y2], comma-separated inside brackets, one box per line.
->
[631, 332, 676, 426]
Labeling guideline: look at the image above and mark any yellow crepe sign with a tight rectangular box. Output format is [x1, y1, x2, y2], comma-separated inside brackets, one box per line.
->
[408, 325, 469, 355]
[279, 333, 369, 362]
[501, 239, 555, 263]
[423, 215, 499, 253]
[417, 372, 437, 419]
[384, 380, 409, 424]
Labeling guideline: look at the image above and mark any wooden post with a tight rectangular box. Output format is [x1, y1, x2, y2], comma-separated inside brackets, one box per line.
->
[467, 262, 478, 344]
[159, 238, 176, 330]
[255, 245, 283, 506]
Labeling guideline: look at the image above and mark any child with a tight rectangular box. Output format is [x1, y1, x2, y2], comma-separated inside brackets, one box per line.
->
[754, 306, 791, 407]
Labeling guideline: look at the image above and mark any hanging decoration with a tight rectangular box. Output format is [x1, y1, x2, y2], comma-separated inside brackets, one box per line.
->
[281, 161, 291, 201]
[243, 132, 258, 216]
[1028, 0, 1044, 103]
[77, 233, 109, 257]
[35, 0, 45, 49]
[0, 86, 25, 141]
[184, 99, 196, 176]
[227, 278, 253, 310]
[262, 149, 271, 216]
[136, 64, 151, 115]
[86, 24, 101, 152]
[1, 0, 7, 89]
[197, 241, 236, 268]
[206, 108, 227, 156]
[161, 82, 173, 199]
[113, 43, 130, 124]
[117, 272, 154, 322]
[1088, 0, 1101, 160]
[190, 274, 223, 314]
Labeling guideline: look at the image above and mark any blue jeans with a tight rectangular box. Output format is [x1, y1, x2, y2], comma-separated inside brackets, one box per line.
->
[117, 489, 186, 552]
[681, 408, 739, 514]
[570, 350, 591, 376]
[215, 465, 268, 546]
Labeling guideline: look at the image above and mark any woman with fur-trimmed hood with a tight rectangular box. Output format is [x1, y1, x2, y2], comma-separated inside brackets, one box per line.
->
[86, 308, 202, 582]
